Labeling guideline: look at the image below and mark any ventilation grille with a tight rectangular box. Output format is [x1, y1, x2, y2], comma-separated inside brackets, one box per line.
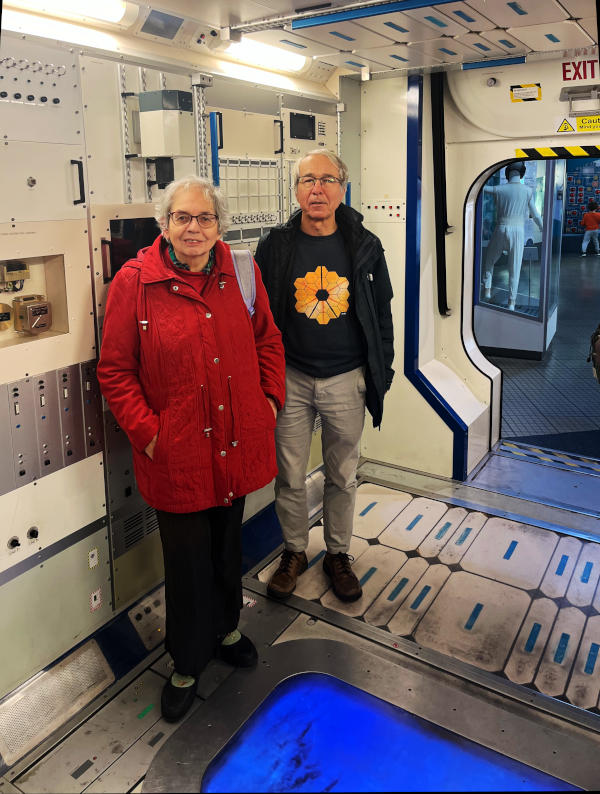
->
[0, 641, 114, 766]
[112, 503, 160, 558]
[317, 120, 327, 136]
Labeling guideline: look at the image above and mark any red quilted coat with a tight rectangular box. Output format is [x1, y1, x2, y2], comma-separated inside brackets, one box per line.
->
[97, 236, 285, 513]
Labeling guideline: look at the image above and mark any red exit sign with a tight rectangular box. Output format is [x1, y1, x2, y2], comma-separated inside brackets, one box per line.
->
[562, 59, 599, 80]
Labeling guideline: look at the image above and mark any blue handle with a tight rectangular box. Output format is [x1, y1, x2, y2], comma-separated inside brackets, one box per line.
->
[209, 111, 220, 186]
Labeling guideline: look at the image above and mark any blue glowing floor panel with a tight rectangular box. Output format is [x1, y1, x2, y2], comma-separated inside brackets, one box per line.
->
[201, 673, 577, 792]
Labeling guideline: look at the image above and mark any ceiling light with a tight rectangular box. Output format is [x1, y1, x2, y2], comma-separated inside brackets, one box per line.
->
[225, 38, 306, 73]
[5, 0, 132, 25]
[2, 9, 120, 48]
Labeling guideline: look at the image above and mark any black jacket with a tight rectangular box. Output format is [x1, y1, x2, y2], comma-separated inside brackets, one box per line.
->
[255, 203, 394, 427]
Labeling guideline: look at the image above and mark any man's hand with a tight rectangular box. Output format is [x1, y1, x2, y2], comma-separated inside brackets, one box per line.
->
[267, 397, 277, 420]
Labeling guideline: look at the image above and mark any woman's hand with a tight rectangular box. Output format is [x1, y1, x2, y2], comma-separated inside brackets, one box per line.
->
[266, 397, 277, 420]
[145, 433, 158, 459]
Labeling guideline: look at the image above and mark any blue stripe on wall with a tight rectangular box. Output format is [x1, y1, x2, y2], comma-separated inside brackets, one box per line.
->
[291, 0, 460, 29]
[404, 74, 469, 481]
[462, 56, 526, 70]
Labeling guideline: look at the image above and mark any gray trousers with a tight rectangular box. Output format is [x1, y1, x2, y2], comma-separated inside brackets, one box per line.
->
[275, 365, 366, 555]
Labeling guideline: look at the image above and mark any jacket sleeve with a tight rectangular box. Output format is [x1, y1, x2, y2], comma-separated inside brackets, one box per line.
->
[251, 261, 286, 410]
[97, 267, 160, 452]
[373, 248, 395, 391]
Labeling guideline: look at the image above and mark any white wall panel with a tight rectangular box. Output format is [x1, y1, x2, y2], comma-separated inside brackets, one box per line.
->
[0, 454, 105, 576]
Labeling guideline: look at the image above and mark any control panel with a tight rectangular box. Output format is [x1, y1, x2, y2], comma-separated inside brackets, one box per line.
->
[362, 199, 406, 223]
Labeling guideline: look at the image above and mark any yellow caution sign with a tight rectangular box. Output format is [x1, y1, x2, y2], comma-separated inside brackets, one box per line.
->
[557, 115, 600, 133]
[557, 118, 575, 133]
[576, 114, 600, 132]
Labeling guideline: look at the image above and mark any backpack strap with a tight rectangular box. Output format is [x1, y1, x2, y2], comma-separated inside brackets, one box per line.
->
[231, 249, 256, 317]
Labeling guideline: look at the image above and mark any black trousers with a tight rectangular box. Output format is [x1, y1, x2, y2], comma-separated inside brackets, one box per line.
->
[156, 497, 245, 677]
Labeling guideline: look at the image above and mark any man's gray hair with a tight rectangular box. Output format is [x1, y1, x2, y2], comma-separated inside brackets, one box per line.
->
[155, 175, 230, 235]
[293, 149, 349, 190]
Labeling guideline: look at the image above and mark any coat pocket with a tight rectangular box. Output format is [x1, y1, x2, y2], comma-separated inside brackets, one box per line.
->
[152, 409, 169, 464]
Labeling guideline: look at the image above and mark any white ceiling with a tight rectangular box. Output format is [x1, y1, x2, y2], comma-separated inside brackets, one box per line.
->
[135, 0, 598, 75]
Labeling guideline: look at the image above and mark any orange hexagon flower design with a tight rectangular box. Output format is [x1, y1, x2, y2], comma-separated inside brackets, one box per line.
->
[294, 266, 349, 325]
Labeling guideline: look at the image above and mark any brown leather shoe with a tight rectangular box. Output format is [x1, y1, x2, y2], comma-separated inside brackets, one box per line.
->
[323, 552, 362, 602]
[267, 549, 308, 599]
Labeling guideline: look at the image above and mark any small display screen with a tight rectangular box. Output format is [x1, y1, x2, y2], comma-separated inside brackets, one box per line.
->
[140, 10, 183, 40]
[31, 305, 48, 316]
[0, 311, 10, 322]
[290, 112, 315, 140]
[109, 218, 159, 279]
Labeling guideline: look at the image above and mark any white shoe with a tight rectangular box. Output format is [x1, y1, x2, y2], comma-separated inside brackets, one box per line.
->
[508, 301, 515, 311]
[483, 288, 491, 299]
[582, 252, 586, 256]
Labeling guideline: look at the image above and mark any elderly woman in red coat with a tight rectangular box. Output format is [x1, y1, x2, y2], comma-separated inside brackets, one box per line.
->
[98, 175, 285, 722]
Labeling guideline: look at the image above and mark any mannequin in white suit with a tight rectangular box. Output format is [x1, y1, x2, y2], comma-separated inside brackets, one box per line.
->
[482, 162, 543, 311]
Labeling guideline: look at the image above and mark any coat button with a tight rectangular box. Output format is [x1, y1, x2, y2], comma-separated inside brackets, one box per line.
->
[220, 450, 226, 456]
[228, 491, 233, 497]
[224, 498, 229, 504]
[172, 284, 179, 291]
[206, 312, 212, 318]
[213, 357, 219, 363]
[218, 404, 224, 411]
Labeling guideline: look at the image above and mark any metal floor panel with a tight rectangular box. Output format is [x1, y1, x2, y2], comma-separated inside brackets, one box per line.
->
[359, 459, 600, 541]
[250, 482, 600, 720]
[468, 451, 600, 516]
[14, 670, 167, 794]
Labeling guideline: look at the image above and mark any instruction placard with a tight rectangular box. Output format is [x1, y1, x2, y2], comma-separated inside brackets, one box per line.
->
[510, 83, 541, 102]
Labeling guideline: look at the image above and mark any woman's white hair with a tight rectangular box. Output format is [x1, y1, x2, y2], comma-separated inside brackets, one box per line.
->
[293, 149, 349, 190]
[155, 175, 230, 235]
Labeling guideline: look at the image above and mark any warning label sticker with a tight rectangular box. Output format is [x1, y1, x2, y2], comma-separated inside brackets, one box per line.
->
[510, 83, 542, 102]
[557, 115, 600, 133]
[557, 118, 575, 132]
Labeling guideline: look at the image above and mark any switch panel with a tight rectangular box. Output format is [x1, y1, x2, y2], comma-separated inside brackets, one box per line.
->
[0, 384, 16, 496]
[80, 361, 105, 456]
[8, 377, 40, 485]
[57, 364, 86, 465]
[105, 411, 138, 514]
[33, 370, 63, 475]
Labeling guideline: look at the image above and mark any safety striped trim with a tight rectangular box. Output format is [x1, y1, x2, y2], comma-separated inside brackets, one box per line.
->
[515, 145, 600, 159]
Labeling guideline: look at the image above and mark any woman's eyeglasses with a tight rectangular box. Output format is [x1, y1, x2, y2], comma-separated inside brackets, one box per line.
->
[169, 212, 218, 227]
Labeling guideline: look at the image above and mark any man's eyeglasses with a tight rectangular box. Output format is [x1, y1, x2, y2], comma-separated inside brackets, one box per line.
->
[169, 212, 218, 228]
[297, 176, 342, 188]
